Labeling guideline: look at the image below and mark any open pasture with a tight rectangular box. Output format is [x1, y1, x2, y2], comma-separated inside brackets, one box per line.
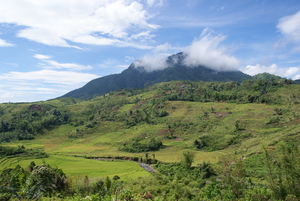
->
[0, 154, 150, 180]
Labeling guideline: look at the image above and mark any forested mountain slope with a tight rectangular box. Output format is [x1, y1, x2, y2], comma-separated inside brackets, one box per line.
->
[62, 52, 251, 99]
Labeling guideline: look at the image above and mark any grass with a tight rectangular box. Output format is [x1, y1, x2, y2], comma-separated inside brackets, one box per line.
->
[3, 101, 297, 165]
[0, 155, 150, 180]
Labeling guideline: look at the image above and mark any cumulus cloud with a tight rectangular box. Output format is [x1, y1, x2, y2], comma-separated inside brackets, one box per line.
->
[133, 54, 168, 72]
[0, 38, 14, 46]
[277, 10, 300, 44]
[243, 63, 300, 78]
[34, 54, 92, 71]
[183, 28, 239, 71]
[132, 28, 239, 72]
[0, 0, 159, 48]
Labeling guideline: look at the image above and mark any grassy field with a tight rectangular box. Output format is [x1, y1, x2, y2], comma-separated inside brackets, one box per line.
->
[2, 101, 294, 160]
[0, 154, 150, 180]
[1, 101, 286, 177]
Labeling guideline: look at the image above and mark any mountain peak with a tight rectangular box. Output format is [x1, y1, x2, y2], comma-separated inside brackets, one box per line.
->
[61, 52, 251, 100]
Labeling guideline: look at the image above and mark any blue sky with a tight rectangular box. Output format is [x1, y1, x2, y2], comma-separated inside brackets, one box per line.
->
[0, 0, 300, 103]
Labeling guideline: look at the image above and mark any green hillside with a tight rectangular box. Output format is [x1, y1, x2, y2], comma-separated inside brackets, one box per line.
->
[1, 78, 300, 200]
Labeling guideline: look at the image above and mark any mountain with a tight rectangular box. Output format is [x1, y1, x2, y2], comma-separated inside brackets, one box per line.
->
[294, 79, 300, 84]
[62, 52, 251, 100]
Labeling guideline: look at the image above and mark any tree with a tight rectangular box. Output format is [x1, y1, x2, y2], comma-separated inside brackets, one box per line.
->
[182, 151, 195, 169]
[264, 141, 300, 200]
[26, 164, 68, 199]
[0, 162, 69, 200]
[218, 156, 250, 199]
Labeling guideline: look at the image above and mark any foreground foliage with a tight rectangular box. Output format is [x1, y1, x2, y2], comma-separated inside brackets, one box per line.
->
[1, 142, 299, 200]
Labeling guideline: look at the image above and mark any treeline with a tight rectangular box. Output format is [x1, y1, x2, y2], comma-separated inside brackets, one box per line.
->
[0, 107, 69, 142]
[0, 145, 48, 158]
[160, 78, 295, 104]
[120, 138, 163, 153]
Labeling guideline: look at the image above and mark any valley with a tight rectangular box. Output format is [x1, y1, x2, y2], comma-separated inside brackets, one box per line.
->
[1, 78, 300, 200]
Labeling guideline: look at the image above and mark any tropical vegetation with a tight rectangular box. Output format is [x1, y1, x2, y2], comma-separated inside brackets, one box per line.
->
[1, 74, 300, 200]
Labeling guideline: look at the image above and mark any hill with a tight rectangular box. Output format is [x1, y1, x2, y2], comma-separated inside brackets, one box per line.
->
[62, 52, 251, 99]
[294, 79, 300, 84]
[1, 78, 300, 200]
[0, 78, 298, 154]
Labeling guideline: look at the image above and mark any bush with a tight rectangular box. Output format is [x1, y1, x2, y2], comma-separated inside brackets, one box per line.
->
[120, 138, 163, 153]
[0, 145, 25, 157]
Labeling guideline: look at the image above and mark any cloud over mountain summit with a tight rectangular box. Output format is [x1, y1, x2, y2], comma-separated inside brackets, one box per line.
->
[134, 28, 239, 72]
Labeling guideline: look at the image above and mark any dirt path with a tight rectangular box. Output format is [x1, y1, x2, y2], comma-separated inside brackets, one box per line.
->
[138, 162, 156, 173]
[92, 157, 156, 173]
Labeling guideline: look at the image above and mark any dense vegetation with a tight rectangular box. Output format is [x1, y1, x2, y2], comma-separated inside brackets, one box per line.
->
[1, 143, 300, 200]
[0, 77, 296, 156]
[120, 137, 163, 153]
[1, 74, 300, 200]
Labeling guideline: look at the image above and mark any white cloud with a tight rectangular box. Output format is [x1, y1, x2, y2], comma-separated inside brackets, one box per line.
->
[0, 52, 101, 102]
[277, 10, 300, 44]
[0, 70, 99, 103]
[243, 63, 300, 78]
[0, 38, 14, 46]
[132, 28, 239, 72]
[0, 90, 15, 103]
[183, 28, 239, 71]
[293, 74, 300, 80]
[0, 70, 98, 85]
[34, 54, 52, 60]
[146, 0, 164, 7]
[0, 0, 159, 48]
[40, 60, 93, 71]
[125, 56, 135, 63]
[130, 31, 155, 41]
[154, 43, 172, 52]
[133, 54, 168, 72]
[34, 54, 92, 71]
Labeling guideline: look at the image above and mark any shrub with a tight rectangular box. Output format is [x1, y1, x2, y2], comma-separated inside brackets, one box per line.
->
[120, 138, 163, 153]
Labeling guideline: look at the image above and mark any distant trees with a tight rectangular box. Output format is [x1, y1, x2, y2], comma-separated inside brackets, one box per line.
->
[0, 145, 25, 157]
[125, 98, 168, 127]
[0, 106, 70, 143]
[163, 78, 295, 104]
[120, 138, 163, 153]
